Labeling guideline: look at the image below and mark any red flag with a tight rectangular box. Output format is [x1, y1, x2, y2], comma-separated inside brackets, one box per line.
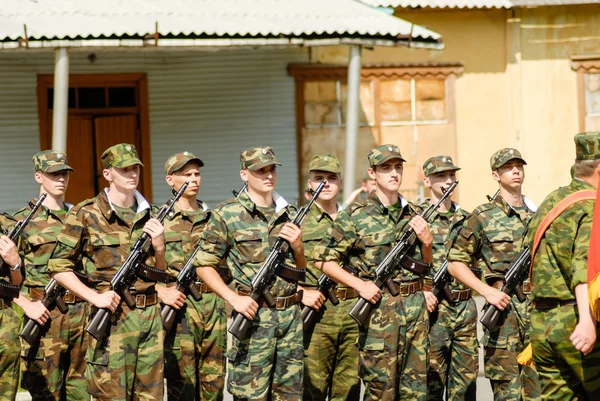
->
[588, 176, 600, 321]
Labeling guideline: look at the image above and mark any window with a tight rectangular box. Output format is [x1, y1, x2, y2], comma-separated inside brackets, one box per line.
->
[572, 56, 600, 131]
[289, 63, 463, 202]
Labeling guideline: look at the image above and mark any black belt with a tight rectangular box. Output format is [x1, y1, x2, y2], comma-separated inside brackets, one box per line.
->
[534, 298, 577, 311]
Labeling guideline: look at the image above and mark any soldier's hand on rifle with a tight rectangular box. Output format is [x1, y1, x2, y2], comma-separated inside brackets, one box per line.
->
[279, 223, 303, 254]
[92, 290, 121, 312]
[143, 218, 165, 253]
[423, 290, 438, 313]
[409, 216, 433, 247]
[0, 235, 20, 267]
[358, 281, 382, 304]
[483, 286, 510, 310]
[230, 294, 258, 320]
[156, 285, 186, 310]
[301, 288, 326, 311]
[21, 297, 50, 326]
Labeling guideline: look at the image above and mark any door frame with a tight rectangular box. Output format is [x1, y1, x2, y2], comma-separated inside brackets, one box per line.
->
[36, 73, 153, 201]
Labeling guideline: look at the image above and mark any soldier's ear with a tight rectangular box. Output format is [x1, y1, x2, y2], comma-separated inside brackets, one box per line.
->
[165, 175, 174, 187]
[239, 169, 248, 182]
[423, 176, 431, 188]
[491, 169, 500, 183]
[34, 171, 43, 185]
[102, 168, 112, 183]
[367, 167, 376, 180]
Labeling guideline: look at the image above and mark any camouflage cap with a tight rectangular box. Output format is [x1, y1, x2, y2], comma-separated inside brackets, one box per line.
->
[309, 154, 341, 174]
[423, 155, 460, 176]
[490, 148, 527, 170]
[164, 151, 204, 174]
[367, 144, 406, 167]
[32, 150, 74, 173]
[240, 146, 281, 170]
[101, 143, 144, 169]
[575, 132, 600, 160]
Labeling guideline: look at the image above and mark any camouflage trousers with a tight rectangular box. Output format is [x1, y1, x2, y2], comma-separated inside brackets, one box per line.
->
[164, 292, 227, 401]
[531, 304, 600, 400]
[427, 297, 478, 401]
[359, 289, 429, 401]
[21, 299, 89, 401]
[85, 303, 164, 401]
[302, 295, 360, 401]
[227, 304, 303, 401]
[482, 295, 540, 401]
[0, 302, 20, 401]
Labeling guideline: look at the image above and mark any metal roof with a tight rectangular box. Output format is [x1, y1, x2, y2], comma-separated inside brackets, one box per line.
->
[360, 0, 597, 7]
[0, 0, 443, 50]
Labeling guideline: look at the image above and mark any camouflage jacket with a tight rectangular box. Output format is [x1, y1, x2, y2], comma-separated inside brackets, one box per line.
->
[313, 191, 425, 282]
[194, 189, 300, 296]
[527, 179, 594, 301]
[163, 200, 210, 281]
[14, 199, 71, 288]
[48, 189, 159, 293]
[448, 195, 536, 281]
[300, 202, 338, 287]
[0, 213, 19, 284]
[421, 199, 470, 291]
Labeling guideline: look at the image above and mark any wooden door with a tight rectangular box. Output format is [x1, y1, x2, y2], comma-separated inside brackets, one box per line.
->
[93, 115, 142, 194]
[65, 117, 96, 203]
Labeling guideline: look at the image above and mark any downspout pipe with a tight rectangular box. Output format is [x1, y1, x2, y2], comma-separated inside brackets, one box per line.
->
[52, 48, 69, 152]
[344, 45, 362, 200]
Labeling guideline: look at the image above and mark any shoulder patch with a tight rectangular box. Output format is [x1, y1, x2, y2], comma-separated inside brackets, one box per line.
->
[348, 202, 365, 215]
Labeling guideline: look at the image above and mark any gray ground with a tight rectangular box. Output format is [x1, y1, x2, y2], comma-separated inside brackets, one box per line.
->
[18, 296, 495, 401]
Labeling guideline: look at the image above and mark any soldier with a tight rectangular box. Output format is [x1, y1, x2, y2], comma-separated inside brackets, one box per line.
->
[0, 214, 24, 401]
[528, 133, 600, 399]
[158, 151, 227, 401]
[12, 150, 90, 401]
[314, 144, 432, 401]
[420, 156, 477, 401]
[447, 148, 541, 400]
[195, 146, 306, 401]
[48, 143, 166, 401]
[342, 171, 376, 209]
[299, 155, 360, 401]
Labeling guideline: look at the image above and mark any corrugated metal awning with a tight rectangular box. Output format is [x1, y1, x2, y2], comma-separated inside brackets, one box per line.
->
[0, 0, 443, 50]
[359, 0, 595, 8]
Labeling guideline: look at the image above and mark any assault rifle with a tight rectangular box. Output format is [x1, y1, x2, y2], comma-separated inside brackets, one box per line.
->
[300, 274, 339, 333]
[20, 271, 89, 345]
[86, 182, 188, 342]
[0, 193, 47, 269]
[160, 244, 203, 330]
[487, 190, 500, 203]
[480, 247, 531, 332]
[232, 183, 248, 197]
[431, 260, 454, 302]
[349, 181, 459, 327]
[229, 180, 327, 341]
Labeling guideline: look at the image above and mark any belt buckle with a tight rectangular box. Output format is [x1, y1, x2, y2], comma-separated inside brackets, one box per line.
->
[63, 292, 75, 304]
[276, 296, 286, 310]
[337, 288, 347, 301]
[135, 294, 147, 308]
[399, 284, 410, 296]
[0, 298, 4, 308]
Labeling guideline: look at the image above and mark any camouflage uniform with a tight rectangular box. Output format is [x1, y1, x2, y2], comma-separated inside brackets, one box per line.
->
[528, 133, 600, 400]
[448, 148, 540, 400]
[313, 145, 429, 401]
[0, 214, 21, 401]
[48, 144, 164, 401]
[14, 150, 89, 401]
[421, 156, 478, 401]
[300, 155, 359, 401]
[195, 147, 303, 401]
[162, 152, 226, 401]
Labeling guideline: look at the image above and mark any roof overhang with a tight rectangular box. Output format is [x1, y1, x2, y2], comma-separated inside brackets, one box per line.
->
[0, 0, 444, 51]
[359, 0, 597, 8]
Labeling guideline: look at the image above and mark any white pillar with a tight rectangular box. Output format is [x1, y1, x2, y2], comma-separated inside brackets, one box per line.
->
[344, 45, 362, 199]
[52, 48, 69, 152]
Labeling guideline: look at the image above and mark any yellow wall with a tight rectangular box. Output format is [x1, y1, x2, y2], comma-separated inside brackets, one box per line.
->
[311, 5, 600, 210]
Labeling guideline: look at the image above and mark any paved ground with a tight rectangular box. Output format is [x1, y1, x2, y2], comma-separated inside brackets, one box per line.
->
[18, 296, 495, 401]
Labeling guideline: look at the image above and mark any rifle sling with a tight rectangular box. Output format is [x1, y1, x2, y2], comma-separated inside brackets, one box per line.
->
[0, 280, 20, 299]
[276, 263, 306, 282]
[138, 264, 168, 283]
[400, 255, 429, 275]
[529, 190, 596, 281]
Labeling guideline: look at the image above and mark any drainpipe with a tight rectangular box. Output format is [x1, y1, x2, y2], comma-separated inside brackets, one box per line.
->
[344, 45, 362, 199]
[52, 48, 69, 152]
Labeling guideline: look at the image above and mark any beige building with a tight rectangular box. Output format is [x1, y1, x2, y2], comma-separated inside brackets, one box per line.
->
[293, 0, 600, 210]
